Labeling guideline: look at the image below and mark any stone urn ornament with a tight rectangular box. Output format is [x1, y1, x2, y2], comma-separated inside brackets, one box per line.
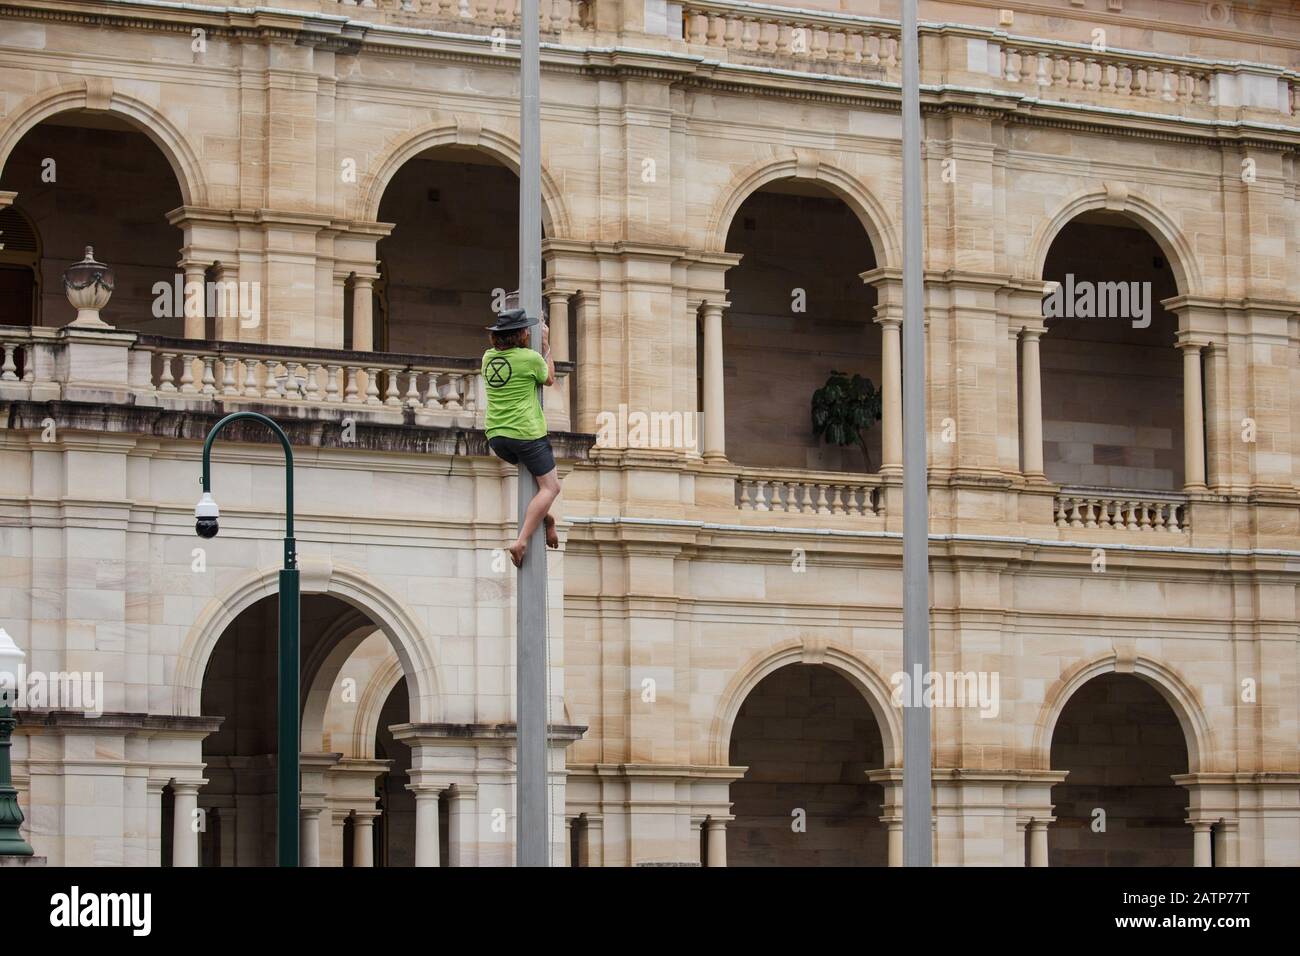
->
[62, 245, 115, 328]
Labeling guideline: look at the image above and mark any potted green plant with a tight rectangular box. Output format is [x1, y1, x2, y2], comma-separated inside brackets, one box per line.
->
[811, 370, 882, 471]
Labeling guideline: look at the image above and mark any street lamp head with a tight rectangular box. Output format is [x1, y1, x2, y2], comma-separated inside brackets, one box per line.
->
[195, 492, 220, 539]
[0, 628, 25, 709]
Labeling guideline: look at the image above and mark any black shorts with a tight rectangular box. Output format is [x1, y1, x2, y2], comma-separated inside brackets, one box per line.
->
[488, 435, 556, 478]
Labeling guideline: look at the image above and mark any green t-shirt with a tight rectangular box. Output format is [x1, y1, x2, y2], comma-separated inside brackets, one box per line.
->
[482, 347, 548, 440]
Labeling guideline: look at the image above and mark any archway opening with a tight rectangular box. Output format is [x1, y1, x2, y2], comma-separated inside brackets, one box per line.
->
[721, 180, 881, 472]
[1039, 212, 1183, 491]
[727, 663, 887, 866]
[1048, 672, 1192, 866]
[0, 110, 183, 330]
[198, 593, 418, 867]
[371, 145, 547, 357]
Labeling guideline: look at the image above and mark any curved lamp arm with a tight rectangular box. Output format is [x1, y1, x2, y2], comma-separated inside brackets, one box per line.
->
[201, 410, 296, 567]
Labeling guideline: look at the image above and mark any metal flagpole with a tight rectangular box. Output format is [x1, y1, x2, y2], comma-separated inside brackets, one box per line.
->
[516, 0, 548, 868]
[900, 0, 933, 866]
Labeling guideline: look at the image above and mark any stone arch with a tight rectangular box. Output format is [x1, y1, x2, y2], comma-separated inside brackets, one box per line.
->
[299, 612, 382, 752]
[174, 562, 441, 725]
[711, 638, 902, 768]
[706, 152, 900, 268]
[353, 654, 407, 760]
[358, 122, 570, 237]
[0, 82, 207, 207]
[1027, 186, 1201, 298]
[1032, 651, 1212, 774]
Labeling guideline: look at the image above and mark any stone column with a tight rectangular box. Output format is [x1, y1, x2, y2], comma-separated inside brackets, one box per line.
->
[1192, 821, 1213, 867]
[446, 783, 478, 867]
[579, 812, 603, 867]
[146, 778, 168, 867]
[351, 274, 376, 352]
[878, 315, 903, 472]
[701, 300, 729, 461]
[331, 811, 350, 867]
[300, 808, 322, 867]
[351, 810, 378, 867]
[1180, 340, 1207, 490]
[171, 781, 204, 867]
[1028, 818, 1050, 867]
[1213, 819, 1238, 867]
[544, 289, 571, 362]
[1020, 328, 1045, 478]
[885, 817, 903, 867]
[410, 785, 442, 867]
[704, 815, 730, 867]
[181, 263, 207, 340]
[212, 262, 241, 341]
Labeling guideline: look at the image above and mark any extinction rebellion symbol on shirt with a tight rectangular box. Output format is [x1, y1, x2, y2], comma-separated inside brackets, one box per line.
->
[485, 356, 512, 387]
[486, 356, 509, 387]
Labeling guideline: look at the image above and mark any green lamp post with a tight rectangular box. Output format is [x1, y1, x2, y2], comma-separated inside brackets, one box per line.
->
[0, 628, 34, 856]
[196, 411, 299, 867]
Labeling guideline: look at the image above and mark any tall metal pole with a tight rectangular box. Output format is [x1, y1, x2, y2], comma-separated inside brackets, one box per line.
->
[516, 0, 548, 868]
[900, 0, 933, 866]
[200, 411, 299, 867]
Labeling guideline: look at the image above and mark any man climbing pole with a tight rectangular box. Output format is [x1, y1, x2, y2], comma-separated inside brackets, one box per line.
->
[483, 306, 561, 568]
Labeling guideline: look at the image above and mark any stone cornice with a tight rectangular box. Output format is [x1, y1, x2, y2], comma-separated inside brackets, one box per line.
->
[2, 399, 595, 460]
[3, 2, 1298, 151]
[15, 709, 224, 734]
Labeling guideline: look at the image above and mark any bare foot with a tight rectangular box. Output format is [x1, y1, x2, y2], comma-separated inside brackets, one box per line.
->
[508, 540, 526, 568]
[544, 514, 559, 549]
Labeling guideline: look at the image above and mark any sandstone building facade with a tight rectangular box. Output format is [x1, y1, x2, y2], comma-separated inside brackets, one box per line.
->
[0, 0, 1298, 866]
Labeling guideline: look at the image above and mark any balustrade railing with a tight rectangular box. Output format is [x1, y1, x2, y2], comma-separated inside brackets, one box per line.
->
[992, 40, 1216, 107]
[736, 468, 882, 517]
[329, 0, 588, 33]
[134, 336, 485, 425]
[681, 0, 900, 76]
[0, 326, 572, 433]
[673, 3, 1295, 121]
[1054, 488, 1190, 533]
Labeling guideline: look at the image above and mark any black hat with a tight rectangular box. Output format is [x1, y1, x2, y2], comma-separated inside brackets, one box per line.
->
[486, 308, 538, 332]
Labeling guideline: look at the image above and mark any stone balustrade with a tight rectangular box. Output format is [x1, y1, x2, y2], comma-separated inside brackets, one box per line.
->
[737, 468, 882, 517]
[681, 0, 901, 77]
[992, 42, 1214, 107]
[0, 326, 573, 433]
[1054, 488, 1190, 533]
[141, 337, 483, 424]
[673, 2, 1296, 121]
[329, 0, 588, 33]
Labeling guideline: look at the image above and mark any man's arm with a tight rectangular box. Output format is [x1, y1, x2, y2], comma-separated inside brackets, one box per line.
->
[539, 321, 556, 387]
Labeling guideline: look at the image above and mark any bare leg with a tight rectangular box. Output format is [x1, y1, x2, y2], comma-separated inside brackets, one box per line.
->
[508, 468, 561, 567]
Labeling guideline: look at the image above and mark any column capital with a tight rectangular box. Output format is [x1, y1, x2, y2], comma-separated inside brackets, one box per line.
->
[1176, 333, 1212, 351]
[541, 283, 576, 300]
[406, 782, 449, 798]
[697, 298, 731, 316]
[170, 779, 207, 795]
